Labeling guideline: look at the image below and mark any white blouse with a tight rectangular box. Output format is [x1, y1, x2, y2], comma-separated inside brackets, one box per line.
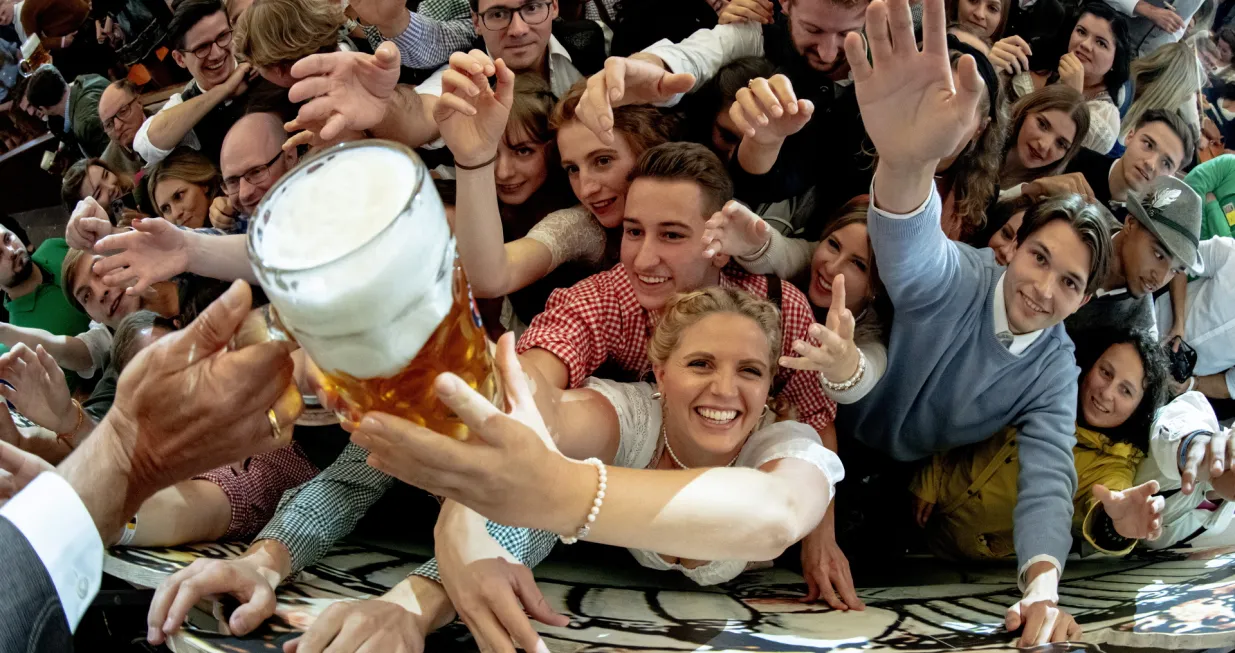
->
[585, 378, 845, 585]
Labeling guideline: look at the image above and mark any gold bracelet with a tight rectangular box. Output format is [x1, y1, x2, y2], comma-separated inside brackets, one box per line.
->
[56, 399, 84, 450]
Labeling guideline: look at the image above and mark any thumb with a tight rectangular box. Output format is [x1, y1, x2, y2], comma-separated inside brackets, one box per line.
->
[1127, 479, 1160, 501]
[658, 72, 696, 97]
[494, 58, 516, 108]
[134, 216, 173, 235]
[434, 372, 506, 443]
[953, 54, 985, 125]
[1005, 603, 1023, 631]
[375, 41, 400, 70]
[1091, 483, 1115, 506]
[164, 280, 254, 364]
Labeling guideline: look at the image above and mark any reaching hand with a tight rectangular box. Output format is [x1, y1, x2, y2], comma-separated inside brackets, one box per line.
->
[0, 433, 55, 502]
[147, 556, 280, 645]
[0, 344, 75, 434]
[1145, 4, 1185, 33]
[349, 333, 565, 529]
[220, 63, 255, 99]
[729, 75, 815, 146]
[1056, 53, 1084, 93]
[434, 51, 515, 167]
[701, 200, 773, 259]
[1024, 172, 1096, 202]
[577, 57, 695, 144]
[987, 36, 1032, 75]
[436, 506, 567, 653]
[66, 197, 118, 251]
[780, 275, 861, 384]
[1179, 429, 1234, 494]
[1093, 481, 1164, 541]
[209, 196, 238, 231]
[288, 41, 401, 142]
[283, 598, 427, 653]
[718, 0, 774, 24]
[91, 218, 191, 295]
[110, 281, 302, 500]
[799, 519, 864, 611]
[844, 0, 984, 168]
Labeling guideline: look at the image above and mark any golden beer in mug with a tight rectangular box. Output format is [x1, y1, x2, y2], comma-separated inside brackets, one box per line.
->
[247, 140, 496, 438]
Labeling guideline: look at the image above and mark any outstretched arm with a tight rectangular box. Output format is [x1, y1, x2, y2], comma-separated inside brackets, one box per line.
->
[0, 324, 93, 374]
[93, 224, 253, 294]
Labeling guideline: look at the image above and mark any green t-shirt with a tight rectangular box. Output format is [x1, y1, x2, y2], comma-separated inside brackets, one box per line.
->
[2, 239, 93, 385]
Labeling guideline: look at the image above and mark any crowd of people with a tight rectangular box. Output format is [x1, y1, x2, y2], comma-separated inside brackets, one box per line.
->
[1, 0, 1234, 650]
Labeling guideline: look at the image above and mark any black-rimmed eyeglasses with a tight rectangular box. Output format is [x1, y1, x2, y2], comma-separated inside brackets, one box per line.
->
[222, 151, 283, 194]
[181, 29, 233, 60]
[479, 1, 551, 30]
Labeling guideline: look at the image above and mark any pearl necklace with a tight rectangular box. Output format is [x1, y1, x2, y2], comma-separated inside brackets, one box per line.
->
[660, 423, 740, 470]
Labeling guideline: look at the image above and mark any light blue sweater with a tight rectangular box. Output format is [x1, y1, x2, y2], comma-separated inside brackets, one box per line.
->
[844, 189, 1080, 570]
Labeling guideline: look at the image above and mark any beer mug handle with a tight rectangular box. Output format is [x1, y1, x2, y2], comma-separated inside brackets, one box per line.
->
[231, 304, 297, 351]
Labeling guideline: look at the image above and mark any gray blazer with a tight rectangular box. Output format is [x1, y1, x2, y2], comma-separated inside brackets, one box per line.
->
[0, 517, 73, 652]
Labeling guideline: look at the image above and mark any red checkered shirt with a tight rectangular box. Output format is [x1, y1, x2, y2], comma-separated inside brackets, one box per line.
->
[517, 264, 837, 435]
[195, 441, 321, 540]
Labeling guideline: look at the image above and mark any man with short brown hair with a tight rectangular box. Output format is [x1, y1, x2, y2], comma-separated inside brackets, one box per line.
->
[97, 80, 149, 175]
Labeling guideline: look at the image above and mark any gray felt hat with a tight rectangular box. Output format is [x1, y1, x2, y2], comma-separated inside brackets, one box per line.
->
[1124, 176, 1204, 276]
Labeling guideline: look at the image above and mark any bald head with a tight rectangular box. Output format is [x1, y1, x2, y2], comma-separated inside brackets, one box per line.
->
[220, 112, 298, 215]
[99, 82, 143, 150]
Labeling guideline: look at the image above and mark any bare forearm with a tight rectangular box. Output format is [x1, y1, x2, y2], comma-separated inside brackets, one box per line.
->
[872, 159, 937, 214]
[57, 419, 140, 541]
[243, 538, 295, 585]
[1196, 373, 1231, 399]
[552, 462, 823, 561]
[147, 91, 227, 151]
[736, 137, 785, 176]
[383, 575, 457, 632]
[371, 86, 440, 148]
[455, 168, 513, 298]
[186, 233, 257, 283]
[125, 480, 231, 547]
[0, 325, 92, 373]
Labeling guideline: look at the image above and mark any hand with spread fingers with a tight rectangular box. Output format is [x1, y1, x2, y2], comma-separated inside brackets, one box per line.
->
[987, 36, 1032, 75]
[1093, 481, 1165, 541]
[719, 0, 775, 24]
[576, 56, 695, 144]
[436, 503, 567, 653]
[282, 598, 427, 653]
[781, 274, 861, 386]
[287, 41, 401, 142]
[434, 51, 515, 168]
[1179, 428, 1235, 495]
[0, 344, 75, 434]
[700, 200, 773, 260]
[729, 75, 815, 146]
[91, 218, 191, 295]
[66, 197, 121, 251]
[845, 0, 985, 171]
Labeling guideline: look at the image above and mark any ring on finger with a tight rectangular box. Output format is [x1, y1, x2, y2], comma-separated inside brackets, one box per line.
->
[267, 409, 283, 440]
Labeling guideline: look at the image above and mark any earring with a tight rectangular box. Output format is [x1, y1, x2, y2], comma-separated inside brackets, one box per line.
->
[651, 391, 662, 400]
[761, 404, 770, 419]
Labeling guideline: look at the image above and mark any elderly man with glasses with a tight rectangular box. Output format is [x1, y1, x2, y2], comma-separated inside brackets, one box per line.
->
[133, 0, 259, 167]
[96, 80, 149, 176]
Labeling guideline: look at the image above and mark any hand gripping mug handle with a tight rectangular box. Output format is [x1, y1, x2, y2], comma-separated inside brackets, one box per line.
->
[231, 305, 340, 426]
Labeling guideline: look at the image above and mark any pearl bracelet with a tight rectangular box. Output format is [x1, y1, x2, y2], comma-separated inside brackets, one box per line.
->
[820, 348, 867, 393]
[560, 458, 606, 544]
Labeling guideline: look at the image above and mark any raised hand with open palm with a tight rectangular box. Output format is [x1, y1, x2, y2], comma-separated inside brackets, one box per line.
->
[780, 274, 861, 385]
[844, 0, 984, 203]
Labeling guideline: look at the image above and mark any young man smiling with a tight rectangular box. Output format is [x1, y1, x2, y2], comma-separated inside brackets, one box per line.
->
[839, 0, 1115, 644]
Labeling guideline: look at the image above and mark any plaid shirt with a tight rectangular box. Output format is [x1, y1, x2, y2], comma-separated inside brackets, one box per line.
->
[194, 442, 321, 540]
[517, 264, 838, 435]
[254, 442, 556, 579]
[388, 0, 475, 70]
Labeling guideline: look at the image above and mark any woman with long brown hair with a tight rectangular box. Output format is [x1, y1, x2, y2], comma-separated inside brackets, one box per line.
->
[146, 146, 223, 230]
[1000, 85, 1092, 189]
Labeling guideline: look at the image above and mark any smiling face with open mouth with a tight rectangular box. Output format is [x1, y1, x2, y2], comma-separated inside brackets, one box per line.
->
[175, 11, 236, 90]
[620, 178, 723, 312]
[654, 311, 776, 467]
[1080, 341, 1145, 430]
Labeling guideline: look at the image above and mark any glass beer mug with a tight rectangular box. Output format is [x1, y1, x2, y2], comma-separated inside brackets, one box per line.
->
[246, 140, 497, 439]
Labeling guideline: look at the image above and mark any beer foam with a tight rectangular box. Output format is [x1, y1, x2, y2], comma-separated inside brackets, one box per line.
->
[252, 144, 457, 379]
[257, 146, 417, 270]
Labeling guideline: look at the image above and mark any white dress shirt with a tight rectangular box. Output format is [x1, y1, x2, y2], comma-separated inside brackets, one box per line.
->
[0, 472, 104, 632]
[1155, 236, 1235, 397]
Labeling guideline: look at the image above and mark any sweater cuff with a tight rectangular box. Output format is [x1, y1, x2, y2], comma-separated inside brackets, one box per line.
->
[1081, 501, 1137, 556]
[869, 179, 931, 219]
[1017, 554, 1062, 593]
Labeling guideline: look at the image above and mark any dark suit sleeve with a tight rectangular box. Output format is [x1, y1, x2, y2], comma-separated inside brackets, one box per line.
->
[0, 517, 74, 653]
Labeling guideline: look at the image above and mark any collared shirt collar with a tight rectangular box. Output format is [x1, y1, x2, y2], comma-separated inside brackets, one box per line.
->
[993, 272, 1044, 356]
[1108, 159, 1126, 208]
[547, 34, 571, 67]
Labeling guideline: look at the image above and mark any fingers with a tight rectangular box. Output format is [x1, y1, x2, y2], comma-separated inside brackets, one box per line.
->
[283, 129, 318, 152]
[287, 75, 332, 105]
[866, 1, 894, 64]
[953, 54, 985, 120]
[494, 334, 535, 421]
[434, 373, 505, 441]
[374, 41, 401, 70]
[33, 345, 64, 386]
[1005, 602, 1023, 632]
[833, 558, 864, 610]
[319, 113, 349, 142]
[1181, 433, 1208, 494]
[450, 49, 496, 78]
[162, 280, 253, 364]
[513, 565, 569, 627]
[289, 49, 349, 81]
[228, 581, 276, 635]
[1211, 429, 1230, 477]
[489, 581, 548, 653]
[748, 78, 783, 119]
[844, 31, 872, 81]
[919, 0, 945, 55]
[1049, 613, 1073, 643]
[494, 59, 515, 108]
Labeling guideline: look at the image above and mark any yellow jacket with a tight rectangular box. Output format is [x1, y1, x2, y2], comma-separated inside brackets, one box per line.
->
[910, 425, 1145, 561]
